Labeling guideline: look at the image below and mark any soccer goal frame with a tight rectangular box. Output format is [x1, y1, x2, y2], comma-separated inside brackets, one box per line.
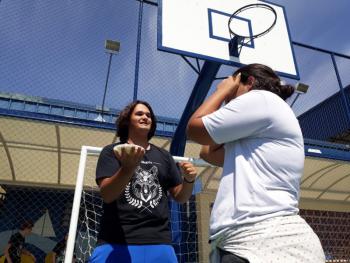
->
[64, 145, 211, 263]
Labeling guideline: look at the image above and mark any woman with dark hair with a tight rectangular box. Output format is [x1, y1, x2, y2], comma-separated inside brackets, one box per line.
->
[187, 64, 325, 263]
[90, 100, 197, 263]
[116, 100, 157, 143]
[3, 220, 36, 263]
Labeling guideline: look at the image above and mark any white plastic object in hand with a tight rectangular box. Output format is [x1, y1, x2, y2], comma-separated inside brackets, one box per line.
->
[172, 156, 213, 167]
[113, 144, 144, 155]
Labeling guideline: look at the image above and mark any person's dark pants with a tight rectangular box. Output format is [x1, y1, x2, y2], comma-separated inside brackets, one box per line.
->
[219, 248, 249, 263]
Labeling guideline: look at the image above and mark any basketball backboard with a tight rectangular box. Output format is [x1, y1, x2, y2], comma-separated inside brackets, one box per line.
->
[158, 0, 299, 79]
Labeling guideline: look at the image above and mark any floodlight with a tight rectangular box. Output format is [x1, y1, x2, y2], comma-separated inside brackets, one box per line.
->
[295, 83, 309, 94]
[105, 40, 120, 54]
[290, 82, 309, 108]
[99, 40, 120, 121]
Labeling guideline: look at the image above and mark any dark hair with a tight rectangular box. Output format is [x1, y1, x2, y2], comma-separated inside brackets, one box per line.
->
[19, 220, 34, 230]
[116, 100, 157, 143]
[233, 63, 294, 100]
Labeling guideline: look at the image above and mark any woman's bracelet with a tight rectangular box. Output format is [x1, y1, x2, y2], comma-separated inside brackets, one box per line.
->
[183, 177, 195, 184]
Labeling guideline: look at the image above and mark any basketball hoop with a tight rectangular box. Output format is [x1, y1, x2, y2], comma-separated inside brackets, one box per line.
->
[228, 3, 277, 57]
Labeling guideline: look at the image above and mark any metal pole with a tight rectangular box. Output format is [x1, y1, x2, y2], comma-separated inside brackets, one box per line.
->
[101, 53, 113, 120]
[170, 60, 221, 157]
[331, 53, 350, 123]
[64, 146, 88, 263]
[290, 93, 301, 108]
[133, 0, 144, 101]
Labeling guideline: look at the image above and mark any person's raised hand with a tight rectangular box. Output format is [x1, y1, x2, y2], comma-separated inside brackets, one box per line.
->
[114, 144, 145, 170]
[216, 73, 241, 103]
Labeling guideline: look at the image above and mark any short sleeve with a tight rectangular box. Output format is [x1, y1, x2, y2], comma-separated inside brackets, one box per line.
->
[95, 144, 121, 184]
[165, 151, 183, 189]
[202, 91, 271, 144]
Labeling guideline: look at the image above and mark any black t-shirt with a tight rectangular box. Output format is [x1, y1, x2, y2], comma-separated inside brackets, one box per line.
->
[6, 232, 25, 263]
[96, 143, 183, 245]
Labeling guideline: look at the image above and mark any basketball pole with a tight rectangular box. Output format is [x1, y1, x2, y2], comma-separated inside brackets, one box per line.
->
[170, 61, 221, 158]
[168, 60, 220, 262]
[229, 36, 243, 57]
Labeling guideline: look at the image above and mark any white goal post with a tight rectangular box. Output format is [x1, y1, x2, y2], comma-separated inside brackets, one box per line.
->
[64, 145, 212, 263]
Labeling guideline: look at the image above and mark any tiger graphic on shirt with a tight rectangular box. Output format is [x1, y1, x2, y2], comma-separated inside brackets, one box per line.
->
[124, 164, 162, 210]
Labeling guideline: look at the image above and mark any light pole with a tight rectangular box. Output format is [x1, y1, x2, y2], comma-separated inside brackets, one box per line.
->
[290, 82, 309, 108]
[99, 40, 120, 121]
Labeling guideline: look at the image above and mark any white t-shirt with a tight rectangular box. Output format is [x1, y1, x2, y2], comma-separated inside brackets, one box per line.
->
[202, 90, 304, 239]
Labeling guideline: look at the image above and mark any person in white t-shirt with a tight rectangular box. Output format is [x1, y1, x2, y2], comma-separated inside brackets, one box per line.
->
[187, 64, 325, 263]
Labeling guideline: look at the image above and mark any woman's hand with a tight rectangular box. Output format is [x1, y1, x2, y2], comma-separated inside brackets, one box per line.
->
[99, 145, 145, 203]
[179, 162, 197, 183]
[114, 145, 145, 170]
[169, 161, 197, 203]
[216, 73, 241, 103]
[186, 73, 241, 145]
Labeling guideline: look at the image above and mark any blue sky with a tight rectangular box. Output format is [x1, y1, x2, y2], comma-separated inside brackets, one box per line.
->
[0, 0, 349, 119]
[270, 0, 350, 56]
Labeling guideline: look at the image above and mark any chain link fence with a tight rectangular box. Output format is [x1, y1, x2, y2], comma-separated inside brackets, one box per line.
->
[0, 0, 350, 262]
